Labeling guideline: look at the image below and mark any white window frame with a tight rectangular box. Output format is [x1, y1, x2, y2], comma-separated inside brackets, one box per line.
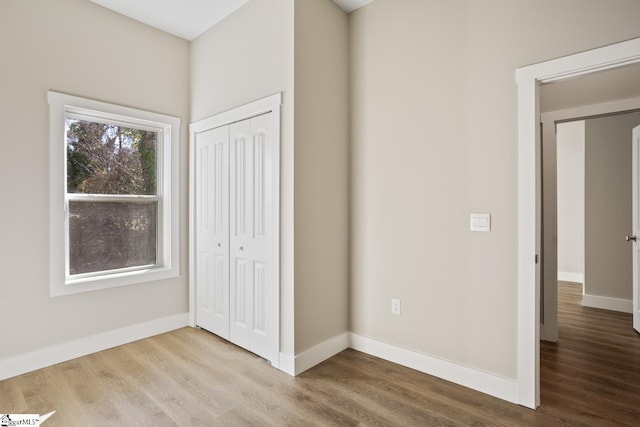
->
[48, 91, 180, 296]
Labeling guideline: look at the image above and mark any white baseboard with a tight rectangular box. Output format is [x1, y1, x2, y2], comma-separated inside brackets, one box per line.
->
[294, 332, 350, 375]
[278, 352, 295, 376]
[1, 320, 520, 406]
[349, 333, 518, 404]
[558, 272, 584, 283]
[0, 313, 189, 381]
[582, 294, 632, 313]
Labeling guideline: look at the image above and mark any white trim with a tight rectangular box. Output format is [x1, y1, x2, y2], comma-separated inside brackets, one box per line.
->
[48, 91, 180, 296]
[188, 93, 282, 367]
[582, 294, 633, 313]
[278, 352, 295, 376]
[0, 314, 188, 381]
[350, 334, 518, 404]
[558, 272, 584, 283]
[189, 94, 282, 135]
[516, 37, 640, 409]
[294, 333, 350, 375]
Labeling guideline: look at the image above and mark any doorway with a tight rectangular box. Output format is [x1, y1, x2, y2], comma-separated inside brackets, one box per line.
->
[515, 37, 640, 409]
[539, 104, 640, 343]
[537, 110, 640, 419]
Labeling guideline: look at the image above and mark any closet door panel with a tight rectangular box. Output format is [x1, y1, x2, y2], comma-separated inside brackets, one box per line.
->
[195, 126, 230, 339]
[248, 113, 276, 362]
[229, 119, 254, 350]
[229, 113, 276, 362]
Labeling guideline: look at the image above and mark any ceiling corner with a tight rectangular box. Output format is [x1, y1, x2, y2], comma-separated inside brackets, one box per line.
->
[331, 0, 375, 13]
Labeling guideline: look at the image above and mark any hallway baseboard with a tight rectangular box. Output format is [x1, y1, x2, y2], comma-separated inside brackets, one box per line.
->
[582, 293, 632, 313]
[558, 272, 583, 283]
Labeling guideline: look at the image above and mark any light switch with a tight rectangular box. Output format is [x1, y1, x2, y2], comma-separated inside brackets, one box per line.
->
[470, 213, 491, 232]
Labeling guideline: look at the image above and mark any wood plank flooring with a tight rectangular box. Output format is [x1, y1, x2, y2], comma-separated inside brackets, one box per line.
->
[1, 281, 640, 426]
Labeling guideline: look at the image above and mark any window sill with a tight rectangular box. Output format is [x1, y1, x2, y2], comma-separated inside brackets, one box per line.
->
[53, 266, 179, 297]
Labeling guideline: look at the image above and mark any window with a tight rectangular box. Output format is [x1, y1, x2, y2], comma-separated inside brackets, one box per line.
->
[48, 92, 180, 296]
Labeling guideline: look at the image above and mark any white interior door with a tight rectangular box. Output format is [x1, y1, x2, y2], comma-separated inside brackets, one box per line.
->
[632, 125, 640, 333]
[229, 113, 277, 363]
[195, 126, 230, 339]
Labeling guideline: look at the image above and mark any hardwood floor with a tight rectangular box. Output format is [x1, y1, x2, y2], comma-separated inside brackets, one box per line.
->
[1, 281, 639, 426]
[538, 281, 640, 426]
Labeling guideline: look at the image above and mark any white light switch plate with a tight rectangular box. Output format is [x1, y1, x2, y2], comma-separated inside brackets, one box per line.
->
[391, 299, 401, 315]
[470, 213, 491, 232]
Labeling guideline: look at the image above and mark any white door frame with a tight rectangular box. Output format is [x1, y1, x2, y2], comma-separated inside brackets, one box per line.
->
[516, 38, 640, 409]
[189, 93, 282, 365]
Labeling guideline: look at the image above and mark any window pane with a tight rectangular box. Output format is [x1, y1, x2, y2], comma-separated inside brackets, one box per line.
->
[69, 201, 157, 275]
[66, 119, 157, 195]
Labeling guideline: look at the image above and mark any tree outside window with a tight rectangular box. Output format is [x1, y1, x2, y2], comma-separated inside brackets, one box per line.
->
[66, 118, 159, 276]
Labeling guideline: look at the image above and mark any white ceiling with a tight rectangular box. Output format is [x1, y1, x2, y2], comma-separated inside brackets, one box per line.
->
[89, 0, 374, 41]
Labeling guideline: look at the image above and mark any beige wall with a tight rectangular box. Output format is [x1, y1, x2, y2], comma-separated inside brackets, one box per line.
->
[350, 0, 640, 378]
[585, 112, 640, 300]
[190, 0, 295, 355]
[0, 0, 190, 359]
[557, 121, 585, 280]
[294, 0, 350, 353]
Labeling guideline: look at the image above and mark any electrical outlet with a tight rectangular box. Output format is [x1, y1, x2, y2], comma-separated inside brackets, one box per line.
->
[391, 298, 401, 315]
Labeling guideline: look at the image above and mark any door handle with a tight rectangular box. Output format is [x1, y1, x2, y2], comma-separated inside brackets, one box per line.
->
[626, 235, 637, 242]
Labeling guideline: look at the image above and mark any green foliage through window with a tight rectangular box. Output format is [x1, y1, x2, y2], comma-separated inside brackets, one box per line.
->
[66, 119, 157, 195]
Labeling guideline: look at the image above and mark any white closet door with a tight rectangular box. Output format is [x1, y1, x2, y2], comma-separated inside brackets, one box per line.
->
[229, 113, 277, 362]
[195, 126, 230, 339]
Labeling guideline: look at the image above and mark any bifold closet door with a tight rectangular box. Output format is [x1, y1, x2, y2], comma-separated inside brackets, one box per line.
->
[194, 112, 277, 364]
[195, 125, 230, 339]
[229, 113, 276, 362]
